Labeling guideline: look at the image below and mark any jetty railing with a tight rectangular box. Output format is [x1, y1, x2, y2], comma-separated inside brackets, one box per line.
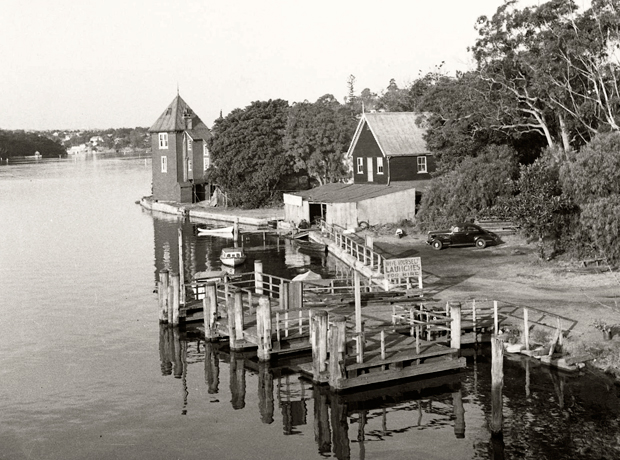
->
[323, 223, 386, 273]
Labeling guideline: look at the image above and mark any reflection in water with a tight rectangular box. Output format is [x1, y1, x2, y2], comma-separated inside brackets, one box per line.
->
[157, 330, 620, 459]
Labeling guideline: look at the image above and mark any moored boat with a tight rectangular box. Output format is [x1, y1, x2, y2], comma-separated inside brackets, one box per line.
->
[198, 225, 235, 237]
[220, 247, 246, 267]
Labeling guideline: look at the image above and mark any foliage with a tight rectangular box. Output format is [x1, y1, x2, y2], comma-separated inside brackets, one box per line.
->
[501, 154, 572, 258]
[579, 196, 620, 263]
[0, 130, 66, 158]
[283, 95, 357, 185]
[416, 145, 519, 229]
[559, 132, 620, 262]
[206, 99, 292, 208]
[471, 0, 620, 151]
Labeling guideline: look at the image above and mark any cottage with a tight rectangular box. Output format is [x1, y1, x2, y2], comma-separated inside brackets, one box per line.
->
[283, 112, 434, 229]
[348, 112, 434, 184]
[148, 94, 212, 203]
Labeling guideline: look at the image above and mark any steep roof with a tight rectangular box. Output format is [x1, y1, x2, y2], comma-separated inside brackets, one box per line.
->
[347, 112, 429, 157]
[290, 182, 425, 204]
[148, 95, 211, 141]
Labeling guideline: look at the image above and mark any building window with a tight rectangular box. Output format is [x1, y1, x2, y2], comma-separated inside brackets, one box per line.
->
[187, 138, 192, 151]
[377, 157, 384, 174]
[203, 145, 210, 171]
[159, 133, 168, 149]
[417, 156, 427, 173]
[356, 157, 363, 174]
[187, 158, 192, 172]
[161, 156, 167, 173]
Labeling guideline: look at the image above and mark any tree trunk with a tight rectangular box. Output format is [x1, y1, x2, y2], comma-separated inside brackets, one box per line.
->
[558, 114, 571, 152]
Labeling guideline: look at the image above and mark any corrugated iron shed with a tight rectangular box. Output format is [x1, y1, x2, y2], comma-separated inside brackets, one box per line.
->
[291, 182, 426, 203]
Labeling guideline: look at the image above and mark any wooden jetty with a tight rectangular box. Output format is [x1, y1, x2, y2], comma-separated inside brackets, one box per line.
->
[156, 223, 582, 391]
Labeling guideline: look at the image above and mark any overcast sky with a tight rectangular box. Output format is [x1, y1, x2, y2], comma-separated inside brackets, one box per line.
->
[1, 0, 546, 131]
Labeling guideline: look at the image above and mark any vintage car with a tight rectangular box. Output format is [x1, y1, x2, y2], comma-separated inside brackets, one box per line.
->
[427, 223, 499, 250]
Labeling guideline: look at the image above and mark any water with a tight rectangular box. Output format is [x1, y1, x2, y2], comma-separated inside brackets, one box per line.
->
[1, 155, 620, 460]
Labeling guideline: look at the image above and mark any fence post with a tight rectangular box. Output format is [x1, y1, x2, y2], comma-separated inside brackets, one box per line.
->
[449, 301, 462, 350]
[255, 260, 264, 295]
[257, 296, 272, 361]
[328, 315, 347, 389]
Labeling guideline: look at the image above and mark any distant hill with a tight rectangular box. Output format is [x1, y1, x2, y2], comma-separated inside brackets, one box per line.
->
[0, 130, 66, 159]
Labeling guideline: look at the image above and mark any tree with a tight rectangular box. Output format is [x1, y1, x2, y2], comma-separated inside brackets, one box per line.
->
[416, 145, 519, 229]
[471, 0, 620, 152]
[560, 132, 620, 262]
[284, 95, 357, 185]
[206, 99, 291, 208]
[503, 154, 571, 259]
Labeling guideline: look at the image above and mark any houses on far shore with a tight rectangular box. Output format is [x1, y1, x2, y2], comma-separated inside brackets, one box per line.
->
[147, 95, 435, 228]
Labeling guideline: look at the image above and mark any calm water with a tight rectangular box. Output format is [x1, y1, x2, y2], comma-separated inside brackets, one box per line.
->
[1, 155, 620, 460]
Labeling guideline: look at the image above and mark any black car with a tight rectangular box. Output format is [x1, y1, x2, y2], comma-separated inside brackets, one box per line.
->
[427, 223, 499, 250]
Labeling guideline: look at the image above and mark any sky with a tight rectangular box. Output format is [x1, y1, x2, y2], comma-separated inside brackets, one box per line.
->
[0, 0, 546, 131]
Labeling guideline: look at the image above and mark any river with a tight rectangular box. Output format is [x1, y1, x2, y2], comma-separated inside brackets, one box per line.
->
[1, 154, 619, 460]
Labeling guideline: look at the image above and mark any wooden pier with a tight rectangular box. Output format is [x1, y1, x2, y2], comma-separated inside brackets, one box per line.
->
[156, 224, 580, 391]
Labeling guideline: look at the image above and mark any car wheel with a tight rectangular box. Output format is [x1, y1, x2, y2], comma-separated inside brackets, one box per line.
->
[476, 238, 487, 249]
[432, 240, 443, 250]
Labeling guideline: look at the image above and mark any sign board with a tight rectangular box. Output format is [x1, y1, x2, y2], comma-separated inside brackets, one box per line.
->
[383, 257, 423, 289]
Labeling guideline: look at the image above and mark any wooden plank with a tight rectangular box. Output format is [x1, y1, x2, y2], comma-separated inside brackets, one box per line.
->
[345, 344, 457, 371]
[334, 357, 467, 390]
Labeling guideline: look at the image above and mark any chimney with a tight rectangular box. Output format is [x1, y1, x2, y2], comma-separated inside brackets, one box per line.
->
[183, 108, 193, 129]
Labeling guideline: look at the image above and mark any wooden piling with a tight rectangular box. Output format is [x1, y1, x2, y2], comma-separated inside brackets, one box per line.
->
[354, 271, 362, 334]
[312, 311, 328, 381]
[449, 301, 462, 350]
[233, 219, 240, 242]
[493, 300, 499, 334]
[490, 335, 504, 435]
[523, 307, 530, 351]
[204, 341, 220, 394]
[328, 315, 347, 389]
[177, 227, 185, 306]
[158, 270, 169, 323]
[257, 295, 272, 361]
[290, 281, 303, 310]
[169, 272, 180, 326]
[229, 352, 246, 410]
[453, 389, 465, 438]
[234, 291, 244, 343]
[258, 361, 274, 424]
[255, 260, 264, 295]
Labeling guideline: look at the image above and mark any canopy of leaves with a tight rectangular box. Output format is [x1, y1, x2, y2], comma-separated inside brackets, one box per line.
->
[560, 132, 620, 203]
[283, 95, 357, 185]
[416, 145, 519, 229]
[579, 196, 620, 263]
[471, 0, 620, 151]
[206, 99, 291, 208]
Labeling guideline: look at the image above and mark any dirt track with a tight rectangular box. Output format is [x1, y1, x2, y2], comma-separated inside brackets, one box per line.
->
[369, 232, 620, 346]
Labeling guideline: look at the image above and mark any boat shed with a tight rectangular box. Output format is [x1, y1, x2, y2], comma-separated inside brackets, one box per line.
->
[283, 182, 424, 229]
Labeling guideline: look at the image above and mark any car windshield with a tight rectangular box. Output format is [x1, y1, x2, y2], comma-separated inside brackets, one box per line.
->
[452, 226, 460, 232]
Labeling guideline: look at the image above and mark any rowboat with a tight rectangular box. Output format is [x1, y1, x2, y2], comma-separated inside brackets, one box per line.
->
[220, 247, 247, 267]
[197, 225, 234, 237]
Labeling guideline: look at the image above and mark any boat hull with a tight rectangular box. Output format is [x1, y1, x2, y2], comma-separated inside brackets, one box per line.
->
[220, 256, 246, 267]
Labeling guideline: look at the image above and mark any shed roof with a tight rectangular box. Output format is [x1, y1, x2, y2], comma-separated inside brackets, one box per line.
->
[289, 182, 428, 204]
[149, 95, 211, 141]
[347, 112, 429, 158]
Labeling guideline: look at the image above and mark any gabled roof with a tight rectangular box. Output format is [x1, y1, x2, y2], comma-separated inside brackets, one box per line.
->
[289, 182, 426, 204]
[148, 95, 211, 141]
[347, 112, 429, 158]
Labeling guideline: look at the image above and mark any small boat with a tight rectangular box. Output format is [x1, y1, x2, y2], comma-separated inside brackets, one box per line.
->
[292, 270, 332, 286]
[220, 247, 247, 267]
[197, 225, 235, 237]
[294, 239, 327, 256]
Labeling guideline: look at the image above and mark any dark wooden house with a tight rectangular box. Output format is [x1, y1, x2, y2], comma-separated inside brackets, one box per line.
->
[149, 95, 212, 203]
[347, 112, 434, 185]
